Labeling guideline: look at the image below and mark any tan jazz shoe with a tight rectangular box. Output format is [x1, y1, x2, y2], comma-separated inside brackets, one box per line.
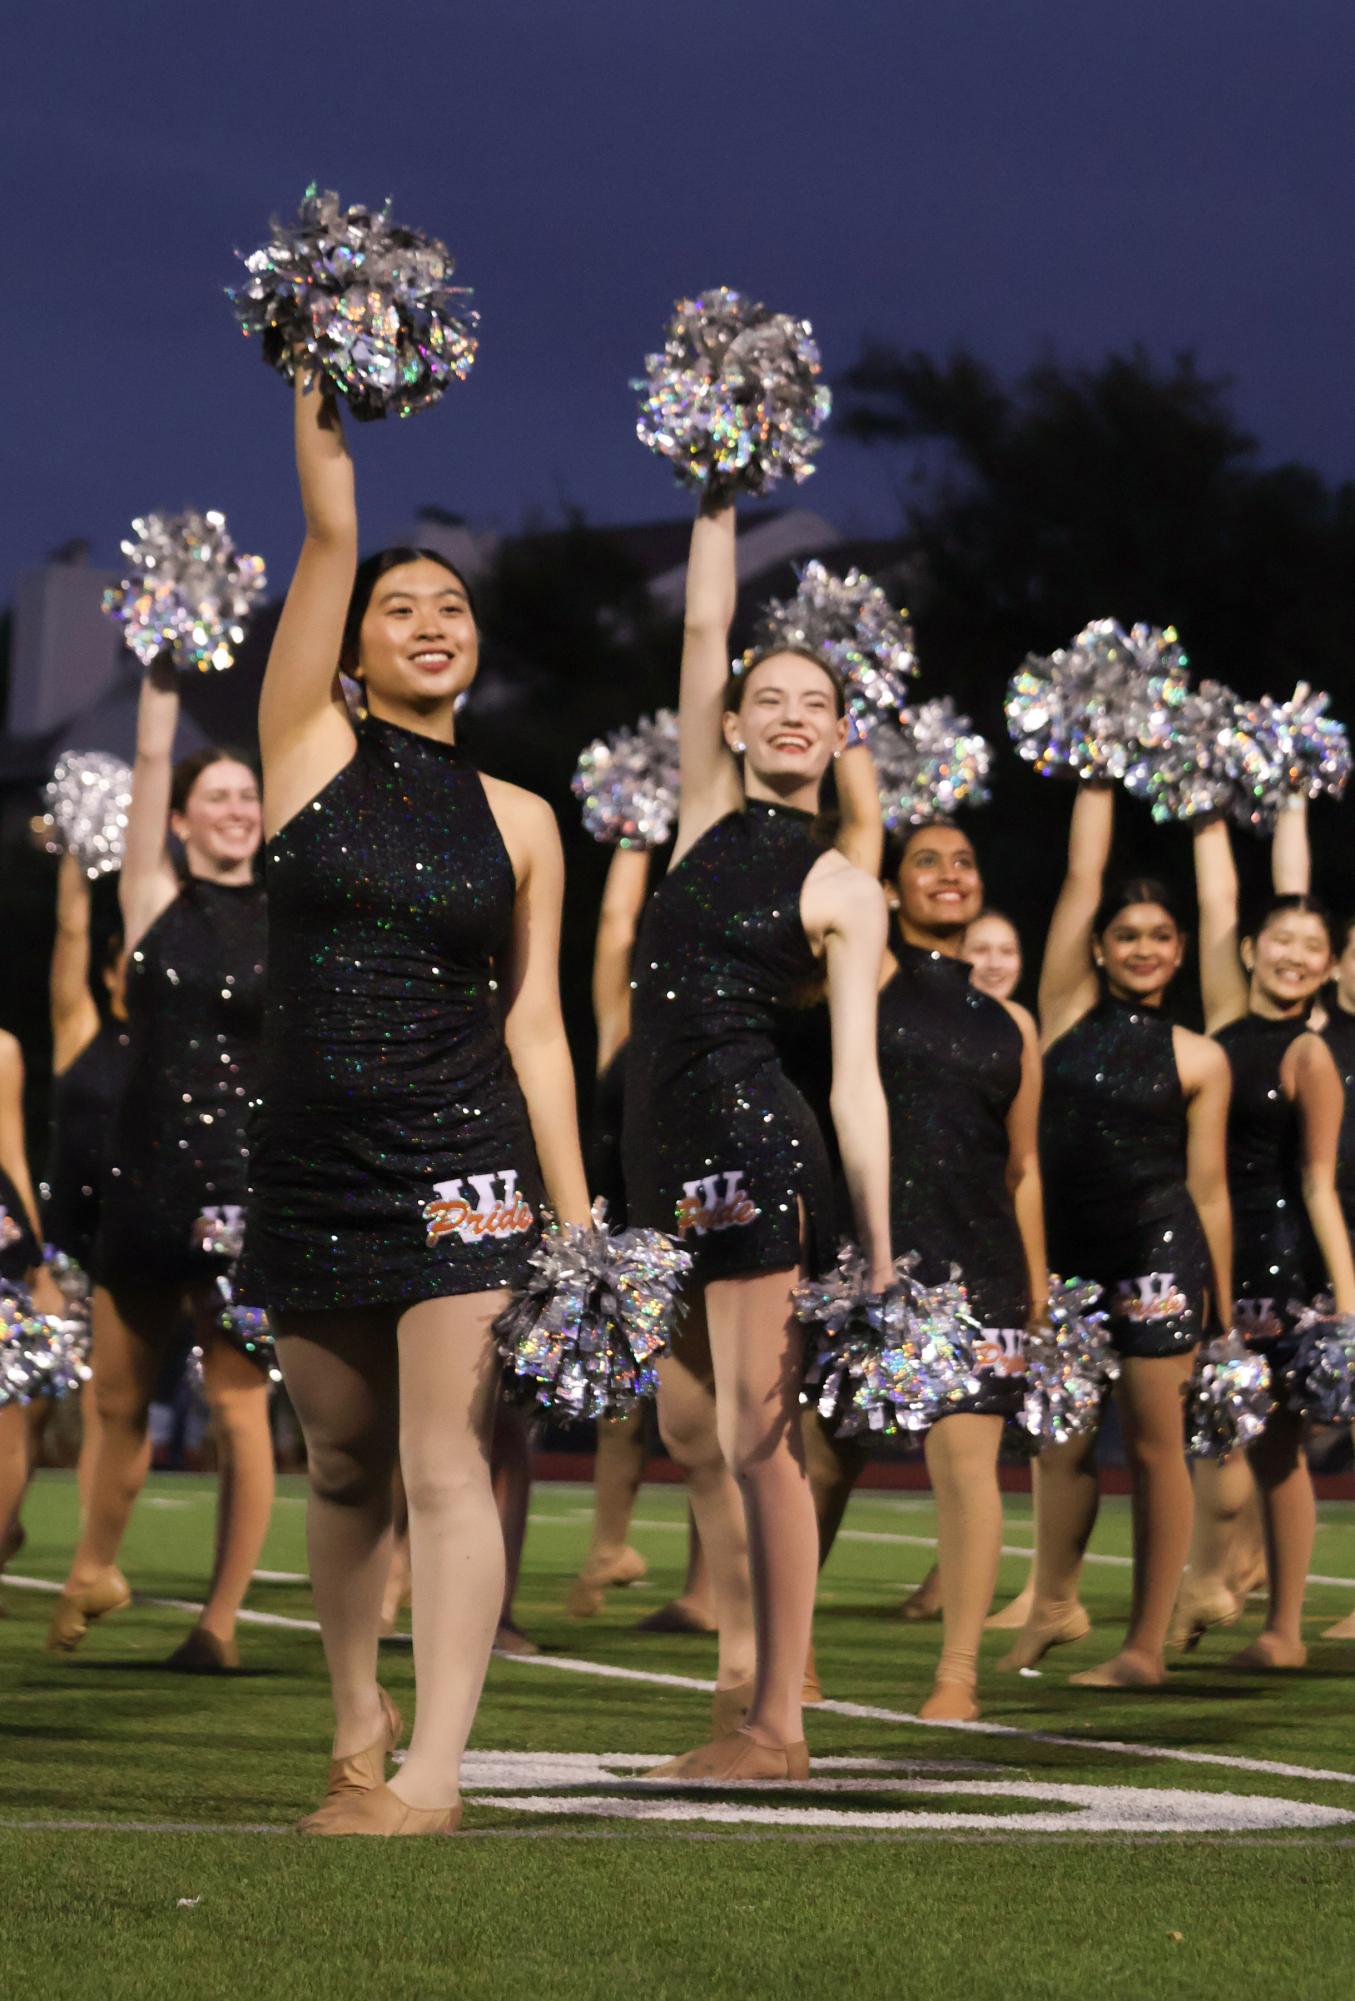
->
[647, 1731, 810, 1782]
[711, 1651, 823, 1736]
[296, 1688, 405, 1832]
[996, 1603, 1092, 1672]
[298, 1781, 462, 1837]
[164, 1627, 241, 1673]
[566, 1545, 648, 1617]
[45, 1568, 132, 1652]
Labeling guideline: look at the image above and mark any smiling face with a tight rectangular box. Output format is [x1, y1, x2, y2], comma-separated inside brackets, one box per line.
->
[963, 912, 1022, 1000]
[1094, 902, 1184, 1005]
[723, 652, 846, 792]
[170, 758, 262, 875]
[353, 559, 478, 714]
[895, 825, 983, 944]
[1244, 908, 1334, 1014]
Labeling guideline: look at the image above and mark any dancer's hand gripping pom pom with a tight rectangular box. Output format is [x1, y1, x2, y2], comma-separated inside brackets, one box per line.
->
[572, 710, 679, 849]
[230, 185, 477, 420]
[795, 1246, 984, 1441]
[190, 1210, 279, 1381]
[101, 510, 266, 673]
[1006, 619, 1190, 783]
[1016, 1277, 1116, 1449]
[636, 287, 830, 504]
[41, 752, 133, 879]
[742, 560, 917, 733]
[497, 1203, 691, 1422]
[0, 1279, 89, 1407]
[1186, 1332, 1274, 1458]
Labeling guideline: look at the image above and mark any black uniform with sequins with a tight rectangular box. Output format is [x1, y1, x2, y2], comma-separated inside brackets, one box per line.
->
[96, 880, 264, 1290]
[623, 802, 834, 1282]
[588, 1048, 629, 1227]
[1216, 1013, 1324, 1353]
[879, 943, 1030, 1415]
[1322, 1004, 1355, 1237]
[1042, 999, 1210, 1356]
[43, 1021, 130, 1270]
[248, 717, 543, 1313]
[0, 1164, 40, 1285]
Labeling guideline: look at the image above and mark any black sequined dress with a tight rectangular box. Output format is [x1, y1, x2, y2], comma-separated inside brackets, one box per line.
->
[97, 880, 265, 1291]
[247, 717, 543, 1313]
[1216, 1013, 1324, 1352]
[1042, 998, 1210, 1356]
[1321, 1002, 1355, 1236]
[43, 1020, 130, 1270]
[588, 1048, 629, 1228]
[879, 944, 1029, 1414]
[623, 802, 834, 1282]
[0, 1164, 40, 1284]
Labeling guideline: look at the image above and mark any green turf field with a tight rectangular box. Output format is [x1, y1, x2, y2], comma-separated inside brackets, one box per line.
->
[3, 1471, 1355, 2000]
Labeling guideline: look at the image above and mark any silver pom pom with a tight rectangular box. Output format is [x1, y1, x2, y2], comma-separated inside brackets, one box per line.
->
[0, 1281, 88, 1407]
[231, 185, 478, 421]
[572, 709, 679, 848]
[42, 751, 132, 879]
[101, 509, 266, 673]
[743, 561, 918, 728]
[1187, 1333, 1274, 1457]
[497, 1205, 691, 1423]
[635, 287, 830, 502]
[1006, 619, 1190, 783]
[1017, 1277, 1116, 1448]
[1121, 677, 1251, 824]
[795, 1247, 984, 1440]
[1228, 684, 1352, 832]
[1285, 1303, 1355, 1423]
[867, 700, 992, 828]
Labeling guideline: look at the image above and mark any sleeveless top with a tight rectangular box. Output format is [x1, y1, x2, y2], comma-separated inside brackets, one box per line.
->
[1215, 1012, 1323, 1339]
[878, 942, 1027, 1327]
[1321, 1002, 1355, 1233]
[0, 1163, 40, 1284]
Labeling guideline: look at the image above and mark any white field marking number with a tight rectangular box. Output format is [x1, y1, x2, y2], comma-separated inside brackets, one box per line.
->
[457, 1751, 1355, 1836]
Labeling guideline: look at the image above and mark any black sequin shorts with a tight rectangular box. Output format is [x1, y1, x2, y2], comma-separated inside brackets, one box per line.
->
[930, 1326, 1028, 1424]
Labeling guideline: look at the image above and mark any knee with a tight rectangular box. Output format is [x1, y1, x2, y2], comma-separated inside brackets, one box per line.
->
[656, 1395, 721, 1475]
[93, 1381, 152, 1435]
[306, 1434, 394, 1511]
[400, 1452, 486, 1522]
[206, 1383, 270, 1445]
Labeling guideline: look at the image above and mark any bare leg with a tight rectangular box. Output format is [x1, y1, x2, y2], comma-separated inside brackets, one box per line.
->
[635, 1501, 717, 1632]
[274, 1310, 399, 1760]
[705, 1267, 818, 1749]
[921, 1413, 1005, 1717]
[1071, 1353, 1194, 1686]
[75, 1380, 110, 1524]
[985, 1563, 1036, 1628]
[1225, 1481, 1268, 1599]
[1170, 1451, 1255, 1645]
[654, 1293, 755, 1688]
[802, 1403, 869, 1567]
[999, 1425, 1098, 1670]
[389, 1291, 507, 1809]
[0, 1402, 32, 1574]
[569, 1407, 649, 1614]
[194, 1315, 276, 1646]
[491, 1396, 536, 1650]
[60, 1284, 175, 1592]
[1229, 1408, 1312, 1668]
[380, 1467, 411, 1634]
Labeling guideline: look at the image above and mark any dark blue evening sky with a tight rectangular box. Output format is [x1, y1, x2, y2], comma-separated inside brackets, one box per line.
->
[5, 0, 1353, 597]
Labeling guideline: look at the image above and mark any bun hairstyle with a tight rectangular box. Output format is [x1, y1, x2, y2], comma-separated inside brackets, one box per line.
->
[1245, 892, 1337, 957]
[341, 546, 478, 673]
[1092, 875, 1184, 939]
[721, 645, 846, 719]
[170, 746, 257, 815]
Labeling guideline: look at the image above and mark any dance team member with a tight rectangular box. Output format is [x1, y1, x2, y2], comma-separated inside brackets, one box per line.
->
[0, 1030, 66, 1585]
[1183, 816, 1355, 1668]
[44, 855, 130, 1278]
[249, 369, 591, 1835]
[48, 662, 274, 1671]
[1002, 784, 1232, 1687]
[624, 499, 891, 1781]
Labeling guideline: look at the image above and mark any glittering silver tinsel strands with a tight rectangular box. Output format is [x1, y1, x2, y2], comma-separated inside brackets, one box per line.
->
[867, 699, 992, 827]
[572, 709, 680, 848]
[636, 287, 830, 503]
[1284, 1303, 1355, 1423]
[795, 1247, 983, 1440]
[41, 751, 133, 879]
[0, 1278, 89, 1408]
[1016, 1277, 1116, 1449]
[101, 509, 266, 673]
[1186, 1333, 1274, 1458]
[1006, 619, 1190, 783]
[1226, 684, 1351, 831]
[497, 1205, 691, 1422]
[742, 560, 917, 731]
[190, 1209, 280, 1383]
[230, 185, 478, 420]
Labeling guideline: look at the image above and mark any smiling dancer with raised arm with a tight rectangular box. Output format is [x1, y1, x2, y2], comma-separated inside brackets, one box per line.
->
[1184, 815, 1355, 1669]
[47, 665, 273, 1671]
[625, 500, 891, 1781]
[1000, 784, 1232, 1688]
[248, 367, 591, 1835]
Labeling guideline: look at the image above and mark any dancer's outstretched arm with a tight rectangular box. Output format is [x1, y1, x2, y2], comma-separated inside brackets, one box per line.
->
[1002, 1010, 1048, 1319]
[1271, 795, 1310, 896]
[808, 860, 891, 1285]
[119, 659, 181, 952]
[831, 737, 884, 878]
[0, 1032, 41, 1243]
[592, 846, 651, 1072]
[1293, 1034, 1355, 1312]
[50, 855, 101, 1075]
[672, 505, 741, 863]
[259, 371, 359, 836]
[1038, 783, 1113, 1046]
[1177, 1030, 1234, 1324]
[1192, 819, 1249, 1034]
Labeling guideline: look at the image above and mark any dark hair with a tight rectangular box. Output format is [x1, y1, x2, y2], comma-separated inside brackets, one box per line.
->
[97, 923, 124, 977]
[721, 646, 846, 719]
[966, 904, 1019, 936]
[883, 816, 968, 882]
[1092, 875, 1184, 938]
[1245, 892, 1337, 956]
[170, 745, 257, 815]
[342, 546, 478, 670]
[1341, 913, 1355, 955]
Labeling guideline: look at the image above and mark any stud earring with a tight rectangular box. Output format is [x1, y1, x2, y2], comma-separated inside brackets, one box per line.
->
[733, 739, 746, 755]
